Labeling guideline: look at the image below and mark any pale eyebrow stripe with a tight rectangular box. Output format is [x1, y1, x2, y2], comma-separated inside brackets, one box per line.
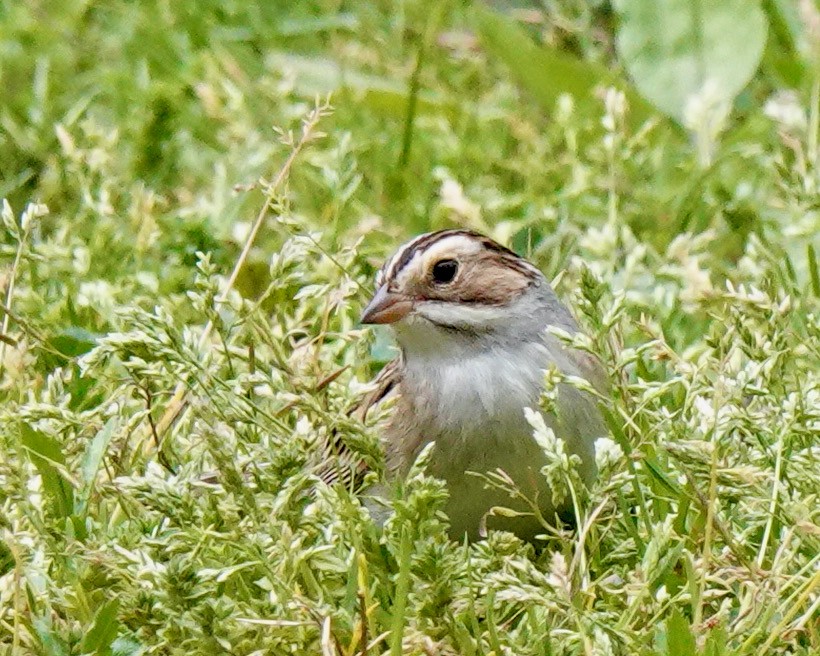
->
[384, 229, 465, 282]
[382, 229, 541, 284]
[384, 232, 430, 281]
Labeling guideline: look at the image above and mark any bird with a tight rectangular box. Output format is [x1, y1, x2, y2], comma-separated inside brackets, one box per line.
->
[338, 229, 609, 542]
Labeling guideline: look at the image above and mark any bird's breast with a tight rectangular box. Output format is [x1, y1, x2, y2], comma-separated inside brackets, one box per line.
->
[387, 339, 602, 540]
[402, 342, 549, 448]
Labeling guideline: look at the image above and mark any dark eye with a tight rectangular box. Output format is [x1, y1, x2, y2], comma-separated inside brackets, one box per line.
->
[431, 259, 458, 284]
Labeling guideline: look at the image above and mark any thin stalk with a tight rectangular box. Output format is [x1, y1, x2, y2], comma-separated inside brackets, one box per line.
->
[0, 226, 29, 378]
[808, 75, 819, 170]
[740, 565, 820, 654]
[566, 474, 588, 592]
[389, 526, 412, 656]
[143, 99, 332, 453]
[398, 1, 446, 168]
[356, 552, 370, 656]
[6, 529, 22, 654]
[693, 390, 722, 629]
[756, 421, 788, 568]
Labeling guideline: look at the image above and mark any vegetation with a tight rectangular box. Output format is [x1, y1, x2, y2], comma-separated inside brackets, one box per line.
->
[1, 1, 818, 654]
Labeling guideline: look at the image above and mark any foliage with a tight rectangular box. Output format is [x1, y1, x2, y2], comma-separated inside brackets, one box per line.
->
[1, 1, 819, 655]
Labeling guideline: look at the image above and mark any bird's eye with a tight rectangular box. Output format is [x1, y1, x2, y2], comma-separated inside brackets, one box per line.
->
[431, 259, 458, 284]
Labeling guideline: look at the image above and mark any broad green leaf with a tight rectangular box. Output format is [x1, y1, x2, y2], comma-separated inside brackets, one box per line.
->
[615, 0, 768, 125]
[473, 5, 655, 128]
[81, 598, 121, 655]
[21, 424, 74, 519]
[46, 327, 99, 359]
[77, 418, 117, 516]
[664, 608, 697, 656]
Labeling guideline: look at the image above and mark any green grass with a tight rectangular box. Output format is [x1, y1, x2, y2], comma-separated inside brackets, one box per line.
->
[1, 1, 819, 654]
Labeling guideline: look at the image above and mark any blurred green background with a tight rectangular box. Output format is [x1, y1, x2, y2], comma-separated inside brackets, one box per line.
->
[2, 2, 819, 654]
[2, 0, 816, 302]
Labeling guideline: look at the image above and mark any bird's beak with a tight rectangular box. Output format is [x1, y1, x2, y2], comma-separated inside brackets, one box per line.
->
[360, 286, 413, 324]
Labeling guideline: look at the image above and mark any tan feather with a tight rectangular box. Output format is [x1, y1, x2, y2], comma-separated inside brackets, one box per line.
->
[314, 359, 400, 489]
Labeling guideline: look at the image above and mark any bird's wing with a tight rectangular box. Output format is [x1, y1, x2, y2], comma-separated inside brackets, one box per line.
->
[314, 357, 401, 489]
[349, 356, 401, 421]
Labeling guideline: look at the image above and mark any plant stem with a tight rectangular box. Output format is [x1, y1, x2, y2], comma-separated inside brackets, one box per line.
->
[143, 99, 332, 453]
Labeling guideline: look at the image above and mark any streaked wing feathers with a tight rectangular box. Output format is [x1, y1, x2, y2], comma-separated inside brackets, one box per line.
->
[314, 358, 401, 489]
[349, 357, 401, 422]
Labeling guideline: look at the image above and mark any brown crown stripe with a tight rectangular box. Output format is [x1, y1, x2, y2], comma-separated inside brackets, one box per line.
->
[384, 230, 539, 283]
[385, 230, 457, 281]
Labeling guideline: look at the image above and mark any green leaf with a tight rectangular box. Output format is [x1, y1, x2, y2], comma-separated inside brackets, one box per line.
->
[77, 418, 117, 516]
[32, 614, 70, 656]
[20, 424, 74, 519]
[615, 0, 768, 124]
[389, 526, 413, 656]
[649, 539, 686, 590]
[41, 327, 100, 373]
[761, 0, 807, 86]
[0, 538, 13, 577]
[473, 5, 655, 128]
[665, 608, 696, 656]
[47, 327, 99, 358]
[703, 625, 729, 656]
[81, 598, 121, 655]
[808, 242, 819, 298]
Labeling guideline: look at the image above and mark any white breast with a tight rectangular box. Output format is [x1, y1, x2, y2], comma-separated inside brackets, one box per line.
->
[398, 337, 599, 540]
[404, 341, 547, 439]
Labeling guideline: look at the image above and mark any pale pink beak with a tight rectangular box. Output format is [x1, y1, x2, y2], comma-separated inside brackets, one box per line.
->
[360, 286, 413, 324]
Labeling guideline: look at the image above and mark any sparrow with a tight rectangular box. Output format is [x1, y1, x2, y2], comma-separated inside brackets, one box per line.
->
[337, 229, 608, 541]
